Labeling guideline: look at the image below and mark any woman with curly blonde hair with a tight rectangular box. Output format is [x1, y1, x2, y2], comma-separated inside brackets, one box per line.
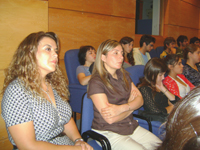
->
[1, 31, 93, 150]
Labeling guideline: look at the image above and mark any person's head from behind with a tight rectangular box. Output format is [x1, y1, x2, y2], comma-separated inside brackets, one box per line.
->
[143, 58, 167, 87]
[158, 86, 200, 150]
[163, 54, 183, 75]
[119, 36, 134, 54]
[183, 44, 200, 63]
[177, 35, 188, 47]
[78, 45, 96, 65]
[94, 39, 124, 75]
[190, 37, 200, 47]
[139, 34, 156, 52]
[164, 37, 176, 51]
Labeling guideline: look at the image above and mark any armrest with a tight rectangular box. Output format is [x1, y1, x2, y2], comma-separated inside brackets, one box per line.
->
[82, 130, 111, 150]
[133, 114, 152, 132]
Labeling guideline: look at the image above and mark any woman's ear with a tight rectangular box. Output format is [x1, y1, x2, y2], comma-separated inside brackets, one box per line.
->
[168, 64, 173, 70]
[101, 54, 106, 62]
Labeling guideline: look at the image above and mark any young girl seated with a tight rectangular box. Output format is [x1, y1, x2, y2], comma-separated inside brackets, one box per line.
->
[88, 39, 161, 150]
[138, 58, 180, 122]
[163, 54, 194, 99]
[119, 37, 134, 68]
[76, 46, 96, 85]
[182, 44, 200, 86]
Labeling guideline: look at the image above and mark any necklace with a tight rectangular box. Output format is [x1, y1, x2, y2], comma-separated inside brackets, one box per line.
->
[41, 82, 62, 121]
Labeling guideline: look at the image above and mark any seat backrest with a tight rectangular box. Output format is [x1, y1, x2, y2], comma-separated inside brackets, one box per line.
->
[155, 46, 164, 57]
[149, 49, 159, 58]
[64, 49, 80, 84]
[81, 93, 94, 134]
[125, 65, 145, 85]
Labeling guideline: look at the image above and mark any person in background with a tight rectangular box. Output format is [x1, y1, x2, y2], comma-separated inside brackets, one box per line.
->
[160, 37, 176, 58]
[119, 36, 134, 68]
[190, 37, 200, 47]
[133, 34, 155, 65]
[182, 44, 200, 86]
[88, 39, 161, 150]
[138, 58, 180, 122]
[176, 35, 189, 59]
[163, 54, 194, 99]
[157, 86, 200, 150]
[1, 31, 93, 150]
[76, 45, 96, 85]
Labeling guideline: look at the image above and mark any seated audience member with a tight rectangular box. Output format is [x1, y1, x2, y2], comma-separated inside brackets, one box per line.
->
[157, 86, 200, 150]
[138, 58, 180, 122]
[133, 34, 155, 65]
[163, 54, 195, 99]
[190, 37, 200, 47]
[176, 35, 189, 59]
[76, 46, 96, 85]
[160, 37, 176, 58]
[1, 31, 93, 150]
[119, 36, 134, 68]
[88, 39, 161, 150]
[182, 44, 200, 86]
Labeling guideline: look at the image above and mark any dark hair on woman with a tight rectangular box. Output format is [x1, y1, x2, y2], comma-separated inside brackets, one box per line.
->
[183, 44, 199, 60]
[157, 86, 200, 150]
[119, 36, 134, 65]
[163, 54, 180, 73]
[138, 58, 167, 94]
[78, 45, 95, 65]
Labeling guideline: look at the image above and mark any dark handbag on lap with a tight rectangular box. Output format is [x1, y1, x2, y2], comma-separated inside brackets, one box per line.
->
[138, 110, 168, 123]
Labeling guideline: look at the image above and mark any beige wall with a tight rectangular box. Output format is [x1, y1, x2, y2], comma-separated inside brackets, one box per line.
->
[0, 0, 48, 149]
[48, 0, 136, 75]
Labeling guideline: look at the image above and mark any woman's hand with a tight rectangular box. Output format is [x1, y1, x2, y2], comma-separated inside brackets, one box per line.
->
[75, 141, 94, 150]
[156, 82, 167, 93]
[101, 102, 121, 118]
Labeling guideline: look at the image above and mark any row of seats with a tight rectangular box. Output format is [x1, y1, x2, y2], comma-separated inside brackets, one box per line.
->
[64, 49, 167, 149]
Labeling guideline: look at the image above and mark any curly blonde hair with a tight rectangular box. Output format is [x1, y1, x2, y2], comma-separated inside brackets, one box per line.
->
[1, 31, 69, 101]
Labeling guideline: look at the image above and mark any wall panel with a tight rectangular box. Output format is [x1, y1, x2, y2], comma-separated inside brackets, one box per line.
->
[179, 27, 199, 39]
[164, 25, 180, 40]
[0, 0, 48, 70]
[167, 0, 181, 26]
[49, 8, 135, 59]
[182, 0, 200, 8]
[49, 0, 135, 18]
[179, 1, 199, 29]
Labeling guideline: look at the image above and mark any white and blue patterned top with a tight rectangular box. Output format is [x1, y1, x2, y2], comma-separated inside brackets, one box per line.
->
[1, 79, 74, 146]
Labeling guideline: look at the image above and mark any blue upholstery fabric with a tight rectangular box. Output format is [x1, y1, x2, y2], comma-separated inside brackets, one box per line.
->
[156, 46, 165, 57]
[81, 93, 111, 150]
[149, 49, 159, 58]
[64, 49, 87, 114]
[125, 65, 145, 85]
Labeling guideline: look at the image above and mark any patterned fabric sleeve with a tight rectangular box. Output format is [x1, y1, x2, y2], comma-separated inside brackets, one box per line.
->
[1, 80, 33, 127]
[139, 86, 167, 114]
